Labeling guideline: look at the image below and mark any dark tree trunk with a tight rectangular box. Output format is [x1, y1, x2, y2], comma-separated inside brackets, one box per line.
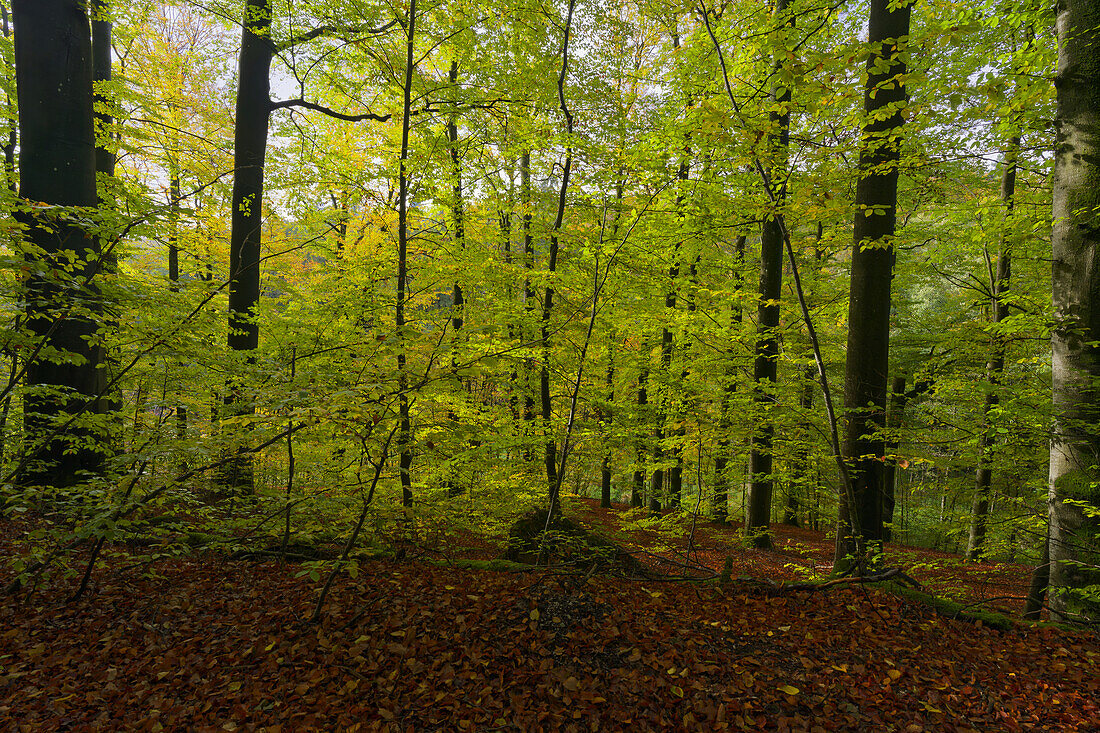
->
[14, 0, 108, 488]
[746, 0, 792, 549]
[542, 0, 576, 508]
[1048, 0, 1100, 622]
[967, 138, 1018, 561]
[521, 150, 536, 456]
[882, 374, 907, 541]
[0, 4, 14, 194]
[836, 0, 912, 572]
[600, 340, 614, 508]
[396, 0, 418, 508]
[785, 367, 816, 527]
[221, 0, 273, 494]
[90, 0, 121, 423]
[713, 235, 747, 523]
[631, 347, 649, 509]
[445, 59, 467, 498]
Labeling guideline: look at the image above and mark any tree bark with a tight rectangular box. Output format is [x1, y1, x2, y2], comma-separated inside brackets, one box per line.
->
[445, 59, 467, 498]
[1048, 0, 1100, 622]
[396, 0, 418, 508]
[14, 0, 107, 488]
[967, 138, 1018, 561]
[835, 0, 912, 572]
[632, 343, 649, 509]
[747, 0, 792, 549]
[600, 339, 614, 508]
[713, 235, 747, 523]
[882, 374, 907, 541]
[542, 0, 575, 508]
[0, 3, 14, 194]
[221, 0, 274, 494]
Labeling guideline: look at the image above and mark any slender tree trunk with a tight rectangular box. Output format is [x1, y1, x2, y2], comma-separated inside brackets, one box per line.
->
[713, 235, 747, 523]
[521, 150, 536, 459]
[967, 138, 1018, 560]
[836, 0, 912, 572]
[0, 3, 15, 194]
[632, 345, 649, 508]
[881, 374, 906, 541]
[746, 0, 792, 548]
[396, 0, 418, 508]
[14, 0, 107, 488]
[785, 366, 816, 526]
[445, 59, 467, 498]
[222, 0, 274, 494]
[1048, 0, 1100, 622]
[167, 164, 187, 441]
[600, 338, 614, 508]
[542, 0, 576, 508]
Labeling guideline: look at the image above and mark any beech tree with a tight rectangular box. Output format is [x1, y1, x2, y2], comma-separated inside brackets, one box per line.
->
[12, 0, 110, 488]
[1047, 0, 1100, 622]
[836, 0, 913, 570]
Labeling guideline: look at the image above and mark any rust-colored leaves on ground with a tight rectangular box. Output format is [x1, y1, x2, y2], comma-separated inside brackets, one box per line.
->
[1, 503, 1098, 731]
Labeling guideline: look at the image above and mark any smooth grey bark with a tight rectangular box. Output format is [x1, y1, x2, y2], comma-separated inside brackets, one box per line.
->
[967, 139, 1019, 561]
[747, 0, 792, 548]
[836, 0, 912, 572]
[1048, 0, 1100, 622]
[14, 0, 108, 487]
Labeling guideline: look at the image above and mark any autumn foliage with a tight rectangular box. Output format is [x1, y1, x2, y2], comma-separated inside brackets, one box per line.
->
[2, 501, 1098, 732]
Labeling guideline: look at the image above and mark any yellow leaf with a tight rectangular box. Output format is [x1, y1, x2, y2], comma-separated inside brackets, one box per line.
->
[529, 609, 540, 621]
[778, 684, 800, 695]
[887, 669, 902, 681]
[671, 685, 684, 697]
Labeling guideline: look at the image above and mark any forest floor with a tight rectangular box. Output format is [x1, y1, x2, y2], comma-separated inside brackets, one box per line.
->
[1, 497, 1098, 732]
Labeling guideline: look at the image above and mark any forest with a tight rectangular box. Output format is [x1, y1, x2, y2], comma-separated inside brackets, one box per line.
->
[1, 0, 1099, 729]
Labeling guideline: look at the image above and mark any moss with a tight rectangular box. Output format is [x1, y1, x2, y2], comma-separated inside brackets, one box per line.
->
[880, 581, 1016, 630]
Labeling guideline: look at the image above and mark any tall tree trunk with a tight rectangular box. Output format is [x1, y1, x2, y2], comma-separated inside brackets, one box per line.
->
[542, 0, 575, 509]
[835, 0, 912, 572]
[881, 374, 907, 541]
[600, 337, 614, 508]
[396, 0, 418, 508]
[521, 150, 536, 459]
[14, 0, 107, 488]
[1048, 0, 1100, 622]
[713, 235, 747, 523]
[632, 348, 649, 509]
[168, 163, 187, 441]
[222, 0, 274, 494]
[445, 59, 467, 498]
[785, 366, 816, 527]
[967, 138, 1018, 560]
[0, 3, 14, 194]
[746, 0, 792, 548]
